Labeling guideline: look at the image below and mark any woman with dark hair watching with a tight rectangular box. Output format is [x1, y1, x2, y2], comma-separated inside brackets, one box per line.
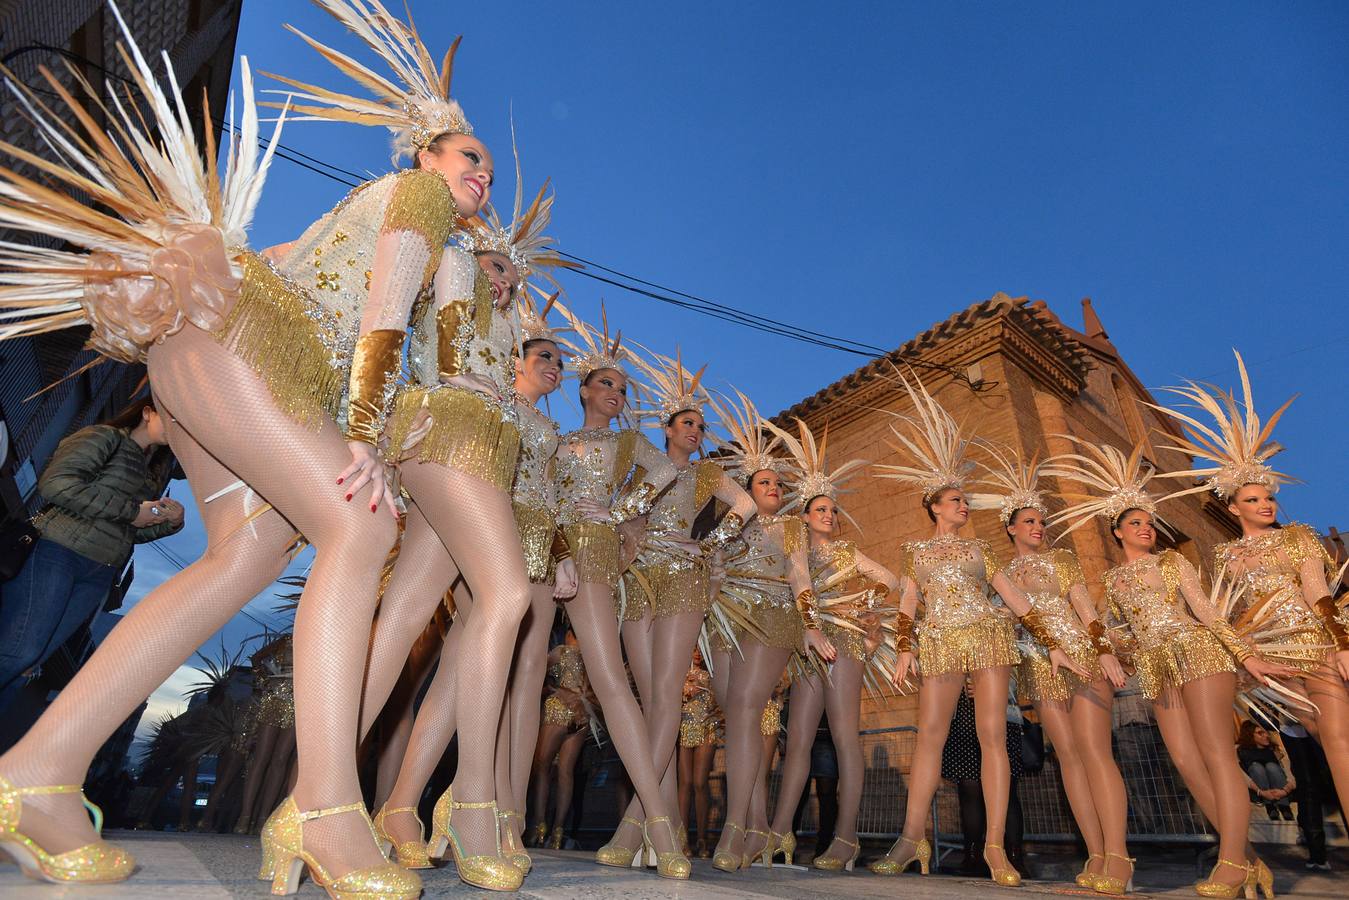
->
[0, 397, 181, 716]
[1236, 722, 1295, 821]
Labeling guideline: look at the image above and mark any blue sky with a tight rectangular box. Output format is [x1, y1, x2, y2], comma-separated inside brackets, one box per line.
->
[129, 0, 1349, 735]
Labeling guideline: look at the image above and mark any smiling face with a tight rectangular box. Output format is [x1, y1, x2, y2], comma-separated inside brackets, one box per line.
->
[475, 251, 520, 310]
[1252, 726, 1270, 747]
[580, 368, 628, 422]
[418, 133, 493, 216]
[1112, 508, 1157, 552]
[1006, 507, 1047, 550]
[1228, 483, 1278, 531]
[664, 409, 706, 456]
[748, 469, 783, 516]
[803, 495, 838, 537]
[927, 487, 969, 529]
[514, 339, 562, 402]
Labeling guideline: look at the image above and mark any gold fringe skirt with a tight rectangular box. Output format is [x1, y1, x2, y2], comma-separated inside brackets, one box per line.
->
[1018, 640, 1101, 704]
[212, 252, 344, 431]
[542, 695, 576, 728]
[679, 716, 720, 748]
[563, 521, 622, 589]
[621, 558, 710, 622]
[918, 616, 1020, 678]
[1134, 626, 1236, 700]
[823, 621, 868, 663]
[513, 502, 557, 586]
[761, 700, 783, 736]
[1270, 624, 1335, 673]
[387, 385, 520, 493]
[749, 603, 804, 651]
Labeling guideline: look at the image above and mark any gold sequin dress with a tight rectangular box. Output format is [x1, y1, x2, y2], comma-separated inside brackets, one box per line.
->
[715, 514, 813, 650]
[253, 638, 295, 730]
[1003, 550, 1102, 703]
[624, 460, 755, 621]
[218, 169, 457, 433]
[1104, 550, 1236, 700]
[541, 644, 588, 731]
[902, 535, 1019, 677]
[386, 247, 521, 492]
[761, 683, 786, 737]
[511, 402, 562, 585]
[678, 666, 721, 748]
[1215, 524, 1340, 671]
[809, 539, 896, 663]
[555, 428, 677, 588]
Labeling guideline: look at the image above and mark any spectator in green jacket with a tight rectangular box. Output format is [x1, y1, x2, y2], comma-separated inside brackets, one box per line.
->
[0, 398, 182, 714]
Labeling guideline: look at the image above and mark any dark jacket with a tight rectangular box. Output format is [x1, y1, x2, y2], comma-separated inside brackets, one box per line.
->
[35, 425, 180, 566]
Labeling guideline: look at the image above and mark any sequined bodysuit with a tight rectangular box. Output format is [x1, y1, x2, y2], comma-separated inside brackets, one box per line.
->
[902, 534, 1018, 677]
[809, 539, 896, 663]
[542, 644, 588, 730]
[510, 402, 562, 584]
[1003, 550, 1101, 702]
[715, 514, 813, 651]
[678, 665, 721, 747]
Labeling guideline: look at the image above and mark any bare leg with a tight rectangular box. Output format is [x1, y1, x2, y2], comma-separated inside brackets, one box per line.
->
[768, 674, 826, 837]
[1181, 673, 1251, 889]
[1071, 679, 1130, 883]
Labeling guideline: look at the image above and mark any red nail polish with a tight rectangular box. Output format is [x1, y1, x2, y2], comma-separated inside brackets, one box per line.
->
[370, 504, 377, 513]
[337, 477, 344, 485]
[345, 493, 353, 501]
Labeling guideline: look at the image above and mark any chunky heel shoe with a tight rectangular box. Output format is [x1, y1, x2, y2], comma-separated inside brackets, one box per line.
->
[1078, 853, 1104, 889]
[0, 777, 134, 884]
[983, 842, 1022, 887]
[1195, 858, 1254, 899]
[372, 805, 431, 870]
[425, 788, 522, 892]
[1250, 858, 1274, 899]
[746, 828, 772, 867]
[644, 816, 691, 880]
[263, 797, 420, 899]
[868, 834, 930, 875]
[813, 836, 860, 872]
[713, 821, 746, 872]
[498, 809, 532, 874]
[1094, 852, 1135, 895]
[544, 824, 564, 850]
[524, 820, 547, 847]
[595, 815, 644, 868]
[771, 830, 797, 866]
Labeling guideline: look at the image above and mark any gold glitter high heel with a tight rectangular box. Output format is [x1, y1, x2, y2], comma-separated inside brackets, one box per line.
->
[983, 842, 1023, 887]
[1249, 858, 1274, 899]
[812, 836, 860, 872]
[1078, 853, 1105, 888]
[713, 821, 746, 872]
[524, 820, 547, 847]
[595, 815, 645, 867]
[425, 788, 523, 892]
[644, 816, 692, 880]
[0, 777, 134, 884]
[1194, 858, 1254, 898]
[372, 805, 431, 870]
[1093, 852, 1135, 895]
[771, 829, 797, 866]
[263, 797, 421, 899]
[498, 809, 532, 874]
[545, 824, 565, 850]
[868, 835, 931, 875]
[746, 828, 772, 867]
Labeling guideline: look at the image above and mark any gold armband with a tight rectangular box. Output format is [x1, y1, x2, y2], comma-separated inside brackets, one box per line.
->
[895, 611, 916, 653]
[795, 589, 821, 630]
[1086, 619, 1114, 657]
[1209, 620, 1256, 663]
[550, 529, 572, 563]
[700, 511, 744, 551]
[1314, 595, 1349, 652]
[611, 481, 658, 522]
[346, 328, 404, 445]
[1019, 610, 1061, 651]
[435, 300, 471, 380]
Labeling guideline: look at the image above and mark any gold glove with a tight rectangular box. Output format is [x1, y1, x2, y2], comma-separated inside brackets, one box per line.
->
[436, 299, 471, 379]
[1208, 619, 1256, 663]
[1019, 610, 1061, 651]
[1086, 619, 1114, 657]
[550, 529, 572, 563]
[895, 611, 916, 653]
[700, 512, 744, 551]
[611, 481, 658, 523]
[346, 328, 404, 445]
[1314, 595, 1349, 652]
[795, 589, 822, 630]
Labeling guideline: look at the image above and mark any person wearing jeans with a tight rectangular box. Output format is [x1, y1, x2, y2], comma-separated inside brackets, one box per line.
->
[0, 398, 180, 715]
[1236, 721, 1295, 821]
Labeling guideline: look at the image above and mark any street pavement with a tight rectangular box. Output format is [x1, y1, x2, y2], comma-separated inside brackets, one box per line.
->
[0, 832, 1343, 898]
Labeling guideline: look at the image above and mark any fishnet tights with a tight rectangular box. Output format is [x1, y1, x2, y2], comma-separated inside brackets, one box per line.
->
[1047, 679, 1130, 880]
[2, 327, 397, 874]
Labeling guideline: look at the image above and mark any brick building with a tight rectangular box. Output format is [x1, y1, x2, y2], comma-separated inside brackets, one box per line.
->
[775, 292, 1243, 731]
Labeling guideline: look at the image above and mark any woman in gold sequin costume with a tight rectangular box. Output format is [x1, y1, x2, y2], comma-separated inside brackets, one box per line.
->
[527, 632, 592, 849]
[758, 418, 894, 872]
[870, 373, 1088, 887]
[702, 390, 835, 870]
[0, 5, 471, 893]
[234, 637, 297, 836]
[1153, 351, 1349, 831]
[676, 652, 722, 859]
[979, 448, 1133, 893]
[616, 350, 756, 866]
[1054, 438, 1297, 898]
[552, 311, 690, 878]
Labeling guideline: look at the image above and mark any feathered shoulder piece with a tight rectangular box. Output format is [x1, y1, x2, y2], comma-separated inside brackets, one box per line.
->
[1148, 350, 1294, 501]
[705, 387, 784, 482]
[973, 442, 1051, 526]
[0, 0, 282, 362]
[1046, 438, 1176, 537]
[627, 344, 707, 424]
[872, 368, 976, 502]
[761, 417, 868, 528]
[265, 0, 472, 163]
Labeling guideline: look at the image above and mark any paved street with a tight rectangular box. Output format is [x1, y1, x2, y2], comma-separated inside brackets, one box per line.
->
[0, 833, 1343, 898]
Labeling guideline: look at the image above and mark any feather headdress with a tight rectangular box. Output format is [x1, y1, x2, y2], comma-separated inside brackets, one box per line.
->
[974, 443, 1051, 526]
[1149, 350, 1294, 501]
[0, 0, 283, 362]
[517, 289, 563, 345]
[705, 387, 785, 481]
[873, 369, 978, 503]
[555, 301, 627, 383]
[1047, 438, 1173, 537]
[627, 345, 707, 424]
[265, 0, 472, 163]
[762, 417, 869, 528]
